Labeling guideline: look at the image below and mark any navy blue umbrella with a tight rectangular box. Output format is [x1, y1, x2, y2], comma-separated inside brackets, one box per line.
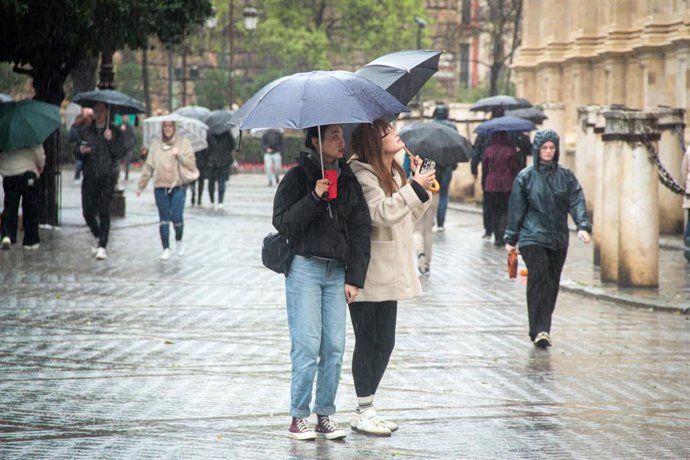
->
[230, 70, 408, 130]
[506, 106, 548, 124]
[470, 95, 531, 112]
[474, 116, 536, 135]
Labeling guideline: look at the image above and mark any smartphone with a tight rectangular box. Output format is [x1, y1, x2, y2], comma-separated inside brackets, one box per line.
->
[419, 157, 436, 175]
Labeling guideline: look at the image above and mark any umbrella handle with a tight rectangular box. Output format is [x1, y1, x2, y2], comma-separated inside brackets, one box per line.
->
[402, 146, 440, 193]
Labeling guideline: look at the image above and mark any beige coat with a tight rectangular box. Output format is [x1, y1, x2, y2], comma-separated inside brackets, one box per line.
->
[680, 146, 690, 209]
[0, 145, 45, 177]
[138, 135, 195, 190]
[349, 157, 431, 302]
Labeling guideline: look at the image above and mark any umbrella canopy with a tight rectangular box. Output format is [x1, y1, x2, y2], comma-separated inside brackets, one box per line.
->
[0, 99, 60, 152]
[399, 122, 472, 166]
[470, 95, 531, 112]
[142, 113, 209, 152]
[72, 89, 146, 114]
[474, 115, 536, 135]
[230, 70, 408, 130]
[0, 93, 13, 103]
[173, 105, 211, 121]
[506, 106, 548, 124]
[206, 110, 240, 137]
[355, 49, 442, 105]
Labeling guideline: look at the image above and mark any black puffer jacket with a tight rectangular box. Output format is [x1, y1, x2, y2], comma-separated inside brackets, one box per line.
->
[272, 151, 371, 287]
[504, 129, 591, 250]
[74, 123, 126, 178]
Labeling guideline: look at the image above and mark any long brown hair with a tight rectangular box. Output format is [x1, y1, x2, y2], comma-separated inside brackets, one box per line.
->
[351, 119, 406, 196]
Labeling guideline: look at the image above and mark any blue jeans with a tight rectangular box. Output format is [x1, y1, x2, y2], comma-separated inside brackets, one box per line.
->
[436, 165, 454, 228]
[154, 187, 186, 249]
[285, 255, 346, 417]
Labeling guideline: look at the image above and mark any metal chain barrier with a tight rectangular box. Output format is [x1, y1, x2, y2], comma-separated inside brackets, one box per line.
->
[641, 133, 690, 198]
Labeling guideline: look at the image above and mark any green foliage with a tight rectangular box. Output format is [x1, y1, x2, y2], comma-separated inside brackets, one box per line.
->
[234, 133, 304, 165]
[194, 68, 230, 109]
[115, 61, 144, 102]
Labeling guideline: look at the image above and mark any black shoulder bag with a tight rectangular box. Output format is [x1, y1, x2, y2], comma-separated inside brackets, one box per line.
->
[261, 232, 293, 275]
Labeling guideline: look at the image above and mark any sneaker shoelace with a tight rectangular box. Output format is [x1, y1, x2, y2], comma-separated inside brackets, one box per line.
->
[319, 416, 338, 432]
[295, 418, 311, 433]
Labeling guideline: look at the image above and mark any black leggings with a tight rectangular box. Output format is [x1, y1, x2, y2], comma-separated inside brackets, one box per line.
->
[348, 300, 397, 398]
[519, 245, 567, 340]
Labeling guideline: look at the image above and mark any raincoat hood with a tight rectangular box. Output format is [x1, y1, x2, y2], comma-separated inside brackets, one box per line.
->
[532, 129, 560, 166]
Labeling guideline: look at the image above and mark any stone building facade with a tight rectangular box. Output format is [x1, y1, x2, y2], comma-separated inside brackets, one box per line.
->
[513, 0, 690, 148]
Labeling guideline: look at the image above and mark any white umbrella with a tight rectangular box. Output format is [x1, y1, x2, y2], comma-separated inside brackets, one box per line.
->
[143, 113, 209, 152]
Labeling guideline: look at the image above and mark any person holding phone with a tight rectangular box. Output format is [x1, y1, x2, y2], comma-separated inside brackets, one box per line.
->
[347, 119, 434, 436]
[272, 124, 371, 440]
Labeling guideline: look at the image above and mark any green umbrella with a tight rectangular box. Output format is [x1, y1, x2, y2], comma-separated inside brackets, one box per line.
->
[0, 99, 61, 152]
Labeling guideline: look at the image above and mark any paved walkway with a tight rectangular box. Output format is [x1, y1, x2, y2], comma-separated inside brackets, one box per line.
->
[0, 172, 688, 459]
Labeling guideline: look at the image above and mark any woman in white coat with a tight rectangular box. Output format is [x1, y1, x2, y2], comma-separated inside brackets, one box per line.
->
[347, 119, 435, 436]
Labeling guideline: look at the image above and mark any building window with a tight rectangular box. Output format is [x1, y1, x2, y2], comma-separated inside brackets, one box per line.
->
[461, 0, 472, 24]
[460, 43, 470, 88]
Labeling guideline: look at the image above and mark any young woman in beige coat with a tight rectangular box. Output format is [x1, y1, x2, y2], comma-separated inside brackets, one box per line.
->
[136, 121, 196, 260]
[348, 118, 435, 436]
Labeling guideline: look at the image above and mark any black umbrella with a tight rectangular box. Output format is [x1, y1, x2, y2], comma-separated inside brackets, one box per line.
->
[506, 106, 548, 124]
[72, 89, 146, 114]
[206, 109, 238, 136]
[174, 105, 211, 121]
[355, 49, 442, 105]
[470, 95, 531, 112]
[474, 116, 536, 135]
[399, 121, 472, 166]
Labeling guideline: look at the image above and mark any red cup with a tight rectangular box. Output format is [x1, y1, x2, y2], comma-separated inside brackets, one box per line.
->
[323, 169, 337, 200]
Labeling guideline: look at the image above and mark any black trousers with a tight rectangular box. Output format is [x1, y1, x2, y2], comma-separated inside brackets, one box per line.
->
[519, 245, 568, 340]
[81, 175, 115, 249]
[1, 172, 40, 246]
[484, 191, 511, 244]
[348, 300, 397, 398]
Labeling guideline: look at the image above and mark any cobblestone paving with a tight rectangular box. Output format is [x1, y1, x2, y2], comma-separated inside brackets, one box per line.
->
[1, 173, 688, 459]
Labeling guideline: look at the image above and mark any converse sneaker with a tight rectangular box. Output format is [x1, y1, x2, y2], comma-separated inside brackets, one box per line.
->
[315, 415, 347, 440]
[288, 417, 317, 440]
[95, 247, 107, 260]
[176, 240, 184, 256]
[534, 331, 551, 349]
[160, 248, 171, 260]
[350, 407, 391, 436]
[1, 237, 11, 249]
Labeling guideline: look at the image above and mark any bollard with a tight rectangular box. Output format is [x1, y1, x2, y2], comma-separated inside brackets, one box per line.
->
[110, 188, 126, 217]
[602, 111, 660, 287]
[654, 107, 685, 235]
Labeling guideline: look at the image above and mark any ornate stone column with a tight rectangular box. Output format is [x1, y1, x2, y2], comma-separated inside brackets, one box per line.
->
[654, 107, 685, 234]
[602, 111, 660, 287]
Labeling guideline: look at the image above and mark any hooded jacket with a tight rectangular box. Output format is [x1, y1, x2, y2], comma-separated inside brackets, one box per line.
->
[272, 151, 371, 287]
[504, 129, 591, 250]
[138, 134, 196, 190]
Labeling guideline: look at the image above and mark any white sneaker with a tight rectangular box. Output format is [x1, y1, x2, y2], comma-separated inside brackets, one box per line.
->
[160, 248, 171, 260]
[23, 243, 40, 250]
[175, 241, 184, 256]
[1, 237, 11, 250]
[217, 203, 224, 209]
[95, 247, 107, 260]
[350, 407, 391, 436]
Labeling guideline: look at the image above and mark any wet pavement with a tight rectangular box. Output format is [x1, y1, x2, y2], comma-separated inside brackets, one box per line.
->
[1, 171, 689, 459]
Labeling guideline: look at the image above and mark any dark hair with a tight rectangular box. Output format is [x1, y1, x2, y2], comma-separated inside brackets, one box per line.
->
[304, 125, 339, 150]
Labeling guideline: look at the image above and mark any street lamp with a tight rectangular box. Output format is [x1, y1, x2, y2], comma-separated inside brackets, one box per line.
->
[414, 17, 427, 108]
[243, 6, 257, 30]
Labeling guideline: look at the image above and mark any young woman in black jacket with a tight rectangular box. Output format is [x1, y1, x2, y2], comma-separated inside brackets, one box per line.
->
[272, 124, 371, 440]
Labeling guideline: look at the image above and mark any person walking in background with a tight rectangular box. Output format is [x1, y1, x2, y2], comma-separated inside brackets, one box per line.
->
[682, 145, 690, 262]
[482, 130, 521, 246]
[262, 128, 284, 186]
[118, 115, 136, 183]
[273, 124, 371, 441]
[189, 147, 207, 207]
[348, 119, 434, 436]
[472, 106, 505, 239]
[430, 102, 459, 232]
[504, 129, 591, 349]
[68, 108, 93, 184]
[0, 144, 45, 250]
[75, 102, 126, 260]
[205, 131, 234, 209]
[136, 120, 195, 260]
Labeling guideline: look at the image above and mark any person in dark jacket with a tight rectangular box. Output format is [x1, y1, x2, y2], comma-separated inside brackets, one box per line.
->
[205, 131, 234, 209]
[472, 106, 505, 238]
[504, 129, 591, 349]
[482, 131, 522, 246]
[273, 124, 371, 441]
[75, 102, 126, 260]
